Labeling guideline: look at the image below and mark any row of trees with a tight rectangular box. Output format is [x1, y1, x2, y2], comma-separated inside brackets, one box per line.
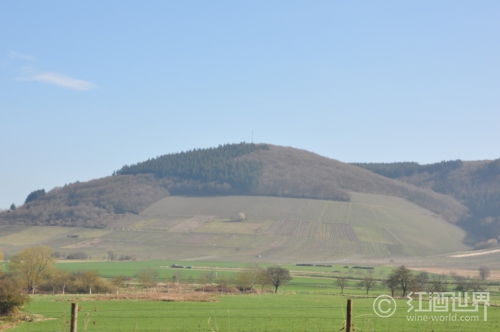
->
[1, 245, 294, 296]
[0, 246, 131, 315]
[131, 265, 293, 294]
[0, 246, 492, 315]
[232, 265, 292, 293]
[130, 265, 491, 297]
[0, 245, 295, 315]
[335, 266, 491, 297]
[2, 246, 112, 296]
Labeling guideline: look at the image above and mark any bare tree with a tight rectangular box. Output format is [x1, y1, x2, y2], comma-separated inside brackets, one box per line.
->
[111, 275, 126, 294]
[202, 271, 216, 285]
[137, 268, 158, 289]
[387, 266, 414, 297]
[415, 272, 429, 291]
[173, 271, 183, 285]
[246, 264, 262, 289]
[198, 274, 208, 292]
[235, 265, 262, 292]
[75, 270, 101, 294]
[479, 266, 491, 281]
[256, 269, 272, 293]
[429, 275, 447, 293]
[235, 270, 252, 292]
[336, 277, 348, 294]
[454, 276, 470, 296]
[9, 245, 56, 294]
[217, 275, 230, 293]
[358, 276, 376, 295]
[469, 278, 485, 292]
[266, 266, 292, 293]
[385, 273, 399, 297]
[42, 268, 71, 295]
[52, 269, 73, 295]
[108, 251, 116, 261]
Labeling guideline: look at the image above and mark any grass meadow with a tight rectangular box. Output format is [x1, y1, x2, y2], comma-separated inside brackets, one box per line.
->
[4, 260, 499, 331]
[11, 293, 500, 332]
[54, 260, 395, 286]
[54, 259, 500, 294]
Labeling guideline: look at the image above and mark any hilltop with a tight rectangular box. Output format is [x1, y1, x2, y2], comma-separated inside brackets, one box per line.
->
[0, 143, 479, 261]
[0, 143, 466, 229]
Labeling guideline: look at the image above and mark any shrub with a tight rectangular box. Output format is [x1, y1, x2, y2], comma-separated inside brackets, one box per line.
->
[67, 271, 113, 294]
[118, 254, 136, 261]
[0, 278, 30, 316]
[66, 251, 87, 260]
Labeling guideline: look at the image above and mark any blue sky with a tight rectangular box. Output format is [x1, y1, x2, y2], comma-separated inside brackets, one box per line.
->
[1, 1, 499, 208]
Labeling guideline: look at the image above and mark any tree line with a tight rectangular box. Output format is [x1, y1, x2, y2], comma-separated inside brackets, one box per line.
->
[1, 246, 494, 317]
[335, 265, 492, 297]
[0, 245, 293, 316]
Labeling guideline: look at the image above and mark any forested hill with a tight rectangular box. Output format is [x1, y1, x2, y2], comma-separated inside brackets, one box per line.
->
[353, 159, 500, 244]
[115, 143, 269, 192]
[1, 143, 467, 229]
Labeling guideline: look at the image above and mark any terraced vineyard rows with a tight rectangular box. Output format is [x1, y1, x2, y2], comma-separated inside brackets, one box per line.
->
[0, 193, 470, 262]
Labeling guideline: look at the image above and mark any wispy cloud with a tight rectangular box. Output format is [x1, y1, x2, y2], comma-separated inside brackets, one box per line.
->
[18, 72, 97, 90]
[10, 51, 35, 61]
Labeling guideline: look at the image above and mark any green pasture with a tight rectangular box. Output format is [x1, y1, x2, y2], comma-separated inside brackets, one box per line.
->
[56, 260, 388, 275]
[53, 260, 500, 297]
[55, 260, 389, 283]
[56, 260, 256, 278]
[53, 260, 396, 294]
[11, 293, 500, 332]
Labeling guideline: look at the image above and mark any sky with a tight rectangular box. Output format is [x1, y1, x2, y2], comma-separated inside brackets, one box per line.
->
[1, 1, 499, 209]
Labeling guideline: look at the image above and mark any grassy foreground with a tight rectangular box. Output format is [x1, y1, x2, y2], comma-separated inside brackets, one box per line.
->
[10, 293, 500, 332]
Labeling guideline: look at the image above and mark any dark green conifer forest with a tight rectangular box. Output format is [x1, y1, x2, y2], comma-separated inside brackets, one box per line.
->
[115, 143, 269, 192]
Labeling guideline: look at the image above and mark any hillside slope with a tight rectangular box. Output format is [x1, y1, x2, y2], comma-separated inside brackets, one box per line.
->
[0, 143, 467, 230]
[353, 158, 500, 244]
[242, 145, 467, 223]
[0, 175, 170, 228]
[0, 194, 469, 261]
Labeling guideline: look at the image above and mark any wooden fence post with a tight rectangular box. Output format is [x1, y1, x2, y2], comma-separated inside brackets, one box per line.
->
[71, 302, 78, 332]
[346, 299, 352, 332]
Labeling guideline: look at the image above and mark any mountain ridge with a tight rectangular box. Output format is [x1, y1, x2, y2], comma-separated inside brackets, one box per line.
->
[0, 143, 467, 229]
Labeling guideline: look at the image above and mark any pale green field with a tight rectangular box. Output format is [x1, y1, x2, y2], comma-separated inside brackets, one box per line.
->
[0, 193, 470, 263]
[0, 226, 69, 245]
[8, 293, 500, 332]
[4, 259, 500, 331]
